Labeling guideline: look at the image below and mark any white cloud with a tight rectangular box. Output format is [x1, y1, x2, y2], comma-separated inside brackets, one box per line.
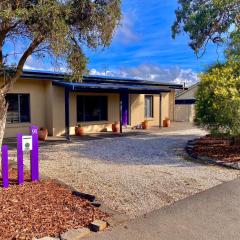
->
[23, 55, 68, 73]
[114, 12, 140, 44]
[23, 64, 43, 71]
[24, 56, 49, 71]
[171, 68, 199, 86]
[24, 56, 199, 87]
[90, 64, 199, 87]
[89, 68, 106, 76]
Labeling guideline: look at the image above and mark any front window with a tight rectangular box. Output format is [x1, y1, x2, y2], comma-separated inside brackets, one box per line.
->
[6, 94, 30, 123]
[77, 95, 108, 122]
[145, 95, 153, 118]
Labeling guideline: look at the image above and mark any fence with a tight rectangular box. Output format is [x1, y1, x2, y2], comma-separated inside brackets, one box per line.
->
[1, 126, 39, 188]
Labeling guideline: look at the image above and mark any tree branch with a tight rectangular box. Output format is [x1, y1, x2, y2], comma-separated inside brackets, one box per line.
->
[1, 36, 44, 94]
[0, 30, 8, 67]
[0, 22, 19, 67]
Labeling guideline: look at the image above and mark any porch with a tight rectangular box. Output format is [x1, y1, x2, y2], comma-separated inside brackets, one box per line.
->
[53, 77, 181, 139]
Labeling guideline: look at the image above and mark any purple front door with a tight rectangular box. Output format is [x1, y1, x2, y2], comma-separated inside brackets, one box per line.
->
[120, 93, 129, 126]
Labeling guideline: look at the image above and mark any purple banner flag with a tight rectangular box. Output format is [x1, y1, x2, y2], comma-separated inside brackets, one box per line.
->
[1, 145, 9, 188]
[17, 133, 24, 185]
[30, 126, 39, 181]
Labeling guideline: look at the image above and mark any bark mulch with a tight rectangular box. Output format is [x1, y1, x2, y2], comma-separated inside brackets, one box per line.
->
[191, 135, 240, 163]
[0, 170, 108, 240]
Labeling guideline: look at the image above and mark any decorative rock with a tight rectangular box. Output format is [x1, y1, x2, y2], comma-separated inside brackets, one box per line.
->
[60, 228, 90, 240]
[72, 191, 96, 202]
[91, 201, 101, 207]
[90, 220, 107, 232]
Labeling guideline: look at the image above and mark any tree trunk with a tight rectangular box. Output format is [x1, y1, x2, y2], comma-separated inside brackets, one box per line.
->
[0, 36, 44, 148]
[0, 93, 7, 147]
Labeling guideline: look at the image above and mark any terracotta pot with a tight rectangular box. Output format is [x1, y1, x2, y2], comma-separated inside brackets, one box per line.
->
[163, 119, 171, 128]
[75, 126, 84, 136]
[38, 129, 48, 141]
[112, 123, 120, 133]
[142, 120, 149, 130]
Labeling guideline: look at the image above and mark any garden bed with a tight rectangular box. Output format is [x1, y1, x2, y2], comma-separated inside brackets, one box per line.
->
[187, 135, 240, 169]
[0, 170, 108, 240]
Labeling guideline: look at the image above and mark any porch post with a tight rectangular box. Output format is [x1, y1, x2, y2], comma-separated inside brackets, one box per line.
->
[159, 93, 162, 128]
[121, 92, 129, 126]
[65, 87, 70, 140]
[119, 95, 123, 133]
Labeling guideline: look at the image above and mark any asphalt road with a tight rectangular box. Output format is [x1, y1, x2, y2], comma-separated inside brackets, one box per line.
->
[87, 177, 240, 240]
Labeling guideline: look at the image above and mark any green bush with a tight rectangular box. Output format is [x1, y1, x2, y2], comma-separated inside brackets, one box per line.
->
[195, 61, 240, 137]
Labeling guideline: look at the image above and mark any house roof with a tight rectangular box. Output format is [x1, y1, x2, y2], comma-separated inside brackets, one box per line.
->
[21, 70, 184, 92]
[176, 82, 199, 98]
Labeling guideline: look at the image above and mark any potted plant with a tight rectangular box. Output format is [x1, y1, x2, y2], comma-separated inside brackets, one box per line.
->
[142, 120, 149, 130]
[75, 124, 84, 136]
[38, 127, 48, 141]
[112, 121, 120, 133]
[163, 117, 171, 127]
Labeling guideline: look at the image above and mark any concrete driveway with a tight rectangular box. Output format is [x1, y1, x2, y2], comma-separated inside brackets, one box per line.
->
[33, 123, 239, 218]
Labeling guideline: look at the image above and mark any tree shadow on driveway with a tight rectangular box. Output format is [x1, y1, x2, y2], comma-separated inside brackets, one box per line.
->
[62, 133, 204, 167]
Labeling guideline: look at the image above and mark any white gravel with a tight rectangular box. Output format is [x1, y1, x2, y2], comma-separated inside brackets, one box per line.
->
[22, 124, 240, 218]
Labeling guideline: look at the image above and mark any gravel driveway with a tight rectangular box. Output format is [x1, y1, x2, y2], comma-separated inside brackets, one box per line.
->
[34, 124, 240, 218]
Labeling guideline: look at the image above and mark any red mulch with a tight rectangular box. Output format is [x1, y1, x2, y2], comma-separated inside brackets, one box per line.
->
[191, 135, 240, 163]
[0, 168, 32, 186]
[0, 170, 108, 240]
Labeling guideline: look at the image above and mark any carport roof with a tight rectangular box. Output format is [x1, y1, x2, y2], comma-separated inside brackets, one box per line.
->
[53, 80, 175, 94]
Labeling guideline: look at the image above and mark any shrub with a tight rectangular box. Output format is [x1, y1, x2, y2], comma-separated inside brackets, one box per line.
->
[195, 61, 240, 137]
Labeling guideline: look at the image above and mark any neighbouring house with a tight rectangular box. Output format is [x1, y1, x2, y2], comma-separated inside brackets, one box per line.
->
[175, 82, 199, 122]
[2, 71, 183, 138]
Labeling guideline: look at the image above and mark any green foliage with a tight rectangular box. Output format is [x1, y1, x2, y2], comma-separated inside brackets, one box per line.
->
[173, 1, 240, 137]
[226, 30, 240, 62]
[195, 61, 240, 136]
[172, 0, 240, 58]
[0, 0, 121, 82]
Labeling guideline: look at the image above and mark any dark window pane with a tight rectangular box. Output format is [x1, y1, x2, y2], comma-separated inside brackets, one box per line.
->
[6, 94, 19, 123]
[77, 96, 108, 122]
[77, 96, 85, 122]
[20, 94, 30, 122]
[145, 95, 153, 118]
[5, 94, 30, 123]
[85, 96, 99, 121]
[99, 97, 107, 121]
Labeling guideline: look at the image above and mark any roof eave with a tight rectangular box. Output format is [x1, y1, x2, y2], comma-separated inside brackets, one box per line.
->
[20, 70, 184, 90]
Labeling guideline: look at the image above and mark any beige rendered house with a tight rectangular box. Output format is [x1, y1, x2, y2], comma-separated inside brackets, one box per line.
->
[2, 71, 183, 138]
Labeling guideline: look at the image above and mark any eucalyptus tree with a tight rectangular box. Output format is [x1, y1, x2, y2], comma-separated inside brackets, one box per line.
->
[0, 0, 121, 145]
[172, 0, 239, 59]
[172, 0, 240, 140]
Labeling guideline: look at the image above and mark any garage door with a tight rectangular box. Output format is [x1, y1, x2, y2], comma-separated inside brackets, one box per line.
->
[175, 104, 195, 122]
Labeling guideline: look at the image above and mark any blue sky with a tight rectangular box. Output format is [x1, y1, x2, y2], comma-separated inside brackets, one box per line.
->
[23, 0, 224, 85]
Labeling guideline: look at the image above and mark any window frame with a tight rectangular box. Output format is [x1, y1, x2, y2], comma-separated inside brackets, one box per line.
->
[6, 93, 31, 124]
[76, 95, 108, 123]
[144, 95, 154, 118]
